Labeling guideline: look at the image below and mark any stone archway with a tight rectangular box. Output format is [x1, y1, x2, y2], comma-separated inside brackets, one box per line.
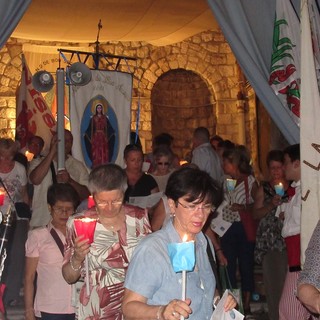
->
[151, 68, 215, 160]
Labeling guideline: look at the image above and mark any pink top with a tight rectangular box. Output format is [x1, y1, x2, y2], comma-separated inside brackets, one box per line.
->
[25, 222, 74, 316]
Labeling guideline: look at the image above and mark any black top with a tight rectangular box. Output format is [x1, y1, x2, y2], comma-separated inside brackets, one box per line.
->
[124, 173, 158, 202]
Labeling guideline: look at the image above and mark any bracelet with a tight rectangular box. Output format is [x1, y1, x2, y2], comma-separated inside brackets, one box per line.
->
[215, 248, 223, 253]
[70, 255, 82, 271]
[156, 305, 164, 320]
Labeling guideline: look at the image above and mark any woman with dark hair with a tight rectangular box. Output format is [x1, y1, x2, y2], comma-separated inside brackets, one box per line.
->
[122, 167, 236, 320]
[24, 183, 79, 320]
[62, 164, 151, 320]
[213, 145, 259, 315]
[253, 150, 289, 320]
[123, 144, 159, 202]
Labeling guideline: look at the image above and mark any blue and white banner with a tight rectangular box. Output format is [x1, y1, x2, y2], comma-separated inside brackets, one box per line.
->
[69, 70, 132, 169]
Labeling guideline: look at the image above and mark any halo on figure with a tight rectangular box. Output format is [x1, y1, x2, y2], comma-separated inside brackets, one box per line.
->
[91, 99, 108, 114]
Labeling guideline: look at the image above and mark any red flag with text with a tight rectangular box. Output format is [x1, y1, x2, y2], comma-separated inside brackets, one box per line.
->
[16, 56, 56, 153]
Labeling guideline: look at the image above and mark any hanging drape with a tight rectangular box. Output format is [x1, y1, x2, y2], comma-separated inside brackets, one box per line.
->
[206, 0, 300, 144]
[0, 0, 31, 49]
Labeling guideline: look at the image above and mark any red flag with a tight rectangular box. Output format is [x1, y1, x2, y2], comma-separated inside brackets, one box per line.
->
[16, 56, 56, 153]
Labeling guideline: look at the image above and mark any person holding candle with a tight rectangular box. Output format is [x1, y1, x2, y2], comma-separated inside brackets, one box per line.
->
[24, 183, 79, 320]
[62, 163, 151, 320]
[122, 167, 237, 320]
[277, 144, 313, 320]
[212, 145, 259, 316]
[0, 138, 30, 308]
[252, 150, 289, 320]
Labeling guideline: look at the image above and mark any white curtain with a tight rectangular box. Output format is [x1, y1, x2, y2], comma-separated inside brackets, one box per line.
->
[0, 0, 31, 49]
[206, 0, 300, 144]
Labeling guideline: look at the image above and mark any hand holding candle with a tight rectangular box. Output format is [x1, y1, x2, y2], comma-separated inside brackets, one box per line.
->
[226, 179, 237, 205]
[74, 217, 97, 296]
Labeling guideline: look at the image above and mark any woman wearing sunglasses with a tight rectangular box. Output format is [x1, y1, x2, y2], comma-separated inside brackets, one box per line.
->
[150, 146, 175, 192]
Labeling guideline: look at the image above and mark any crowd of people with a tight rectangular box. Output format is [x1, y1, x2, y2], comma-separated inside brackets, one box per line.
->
[0, 127, 318, 320]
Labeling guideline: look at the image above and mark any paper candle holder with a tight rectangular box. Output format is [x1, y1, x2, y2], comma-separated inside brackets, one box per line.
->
[226, 179, 237, 192]
[274, 183, 284, 197]
[74, 217, 97, 244]
[168, 241, 195, 272]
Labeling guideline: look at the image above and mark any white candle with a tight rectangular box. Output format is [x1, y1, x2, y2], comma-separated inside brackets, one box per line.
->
[180, 270, 186, 320]
[180, 235, 189, 320]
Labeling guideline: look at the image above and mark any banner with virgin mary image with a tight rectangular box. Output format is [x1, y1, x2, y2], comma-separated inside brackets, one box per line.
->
[69, 70, 132, 169]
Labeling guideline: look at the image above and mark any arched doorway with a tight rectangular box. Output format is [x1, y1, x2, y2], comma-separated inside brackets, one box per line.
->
[151, 68, 215, 160]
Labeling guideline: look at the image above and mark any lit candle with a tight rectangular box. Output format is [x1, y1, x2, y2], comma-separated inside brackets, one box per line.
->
[274, 183, 284, 196]
[74, 217, 97, 244]
[226, 178, 237, 191]
[0, 190, 4, 206]
[88, 195, 95, 209]
[25, 151, 34, 162]
[74, 217, 97, 296]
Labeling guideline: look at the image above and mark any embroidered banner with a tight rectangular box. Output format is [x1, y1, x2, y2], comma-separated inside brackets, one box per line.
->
[69, 70, 132, 169]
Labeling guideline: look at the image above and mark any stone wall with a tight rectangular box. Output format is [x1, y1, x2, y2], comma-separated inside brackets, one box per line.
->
[0, 30, 259, 167]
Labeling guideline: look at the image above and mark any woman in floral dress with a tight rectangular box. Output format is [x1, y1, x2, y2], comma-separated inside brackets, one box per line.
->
[62, 164, 151, 320]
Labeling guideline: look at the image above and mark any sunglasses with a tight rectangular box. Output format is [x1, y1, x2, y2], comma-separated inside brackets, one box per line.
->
[157, 162, 170, 166]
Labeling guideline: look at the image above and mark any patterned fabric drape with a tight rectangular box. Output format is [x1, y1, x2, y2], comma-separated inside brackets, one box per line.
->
[206, 0, 300, 144]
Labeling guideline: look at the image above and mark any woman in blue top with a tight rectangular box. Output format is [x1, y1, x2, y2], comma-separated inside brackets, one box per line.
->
[122, 167, 236, 320]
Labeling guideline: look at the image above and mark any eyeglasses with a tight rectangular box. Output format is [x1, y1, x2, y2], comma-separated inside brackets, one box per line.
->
[157, 162, 170, 166]
[176, 200, 214, 214]
[95, 199, 123, 208]
[52, 206, 74, 215]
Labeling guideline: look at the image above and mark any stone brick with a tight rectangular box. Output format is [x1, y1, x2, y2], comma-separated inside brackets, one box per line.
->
[192, 35, 202, 44]
[0, 77, 10, 87]
[201, 32, 214, 43]
[168, 60, 179, 69]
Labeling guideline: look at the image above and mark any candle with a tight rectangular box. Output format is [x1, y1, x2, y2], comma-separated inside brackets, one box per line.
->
[88, 195, 95, 209]
[74, 217, 97, 296]
[226, 178, 237, 191]
[274, 183, 284, 196]
[74, 217, 97, 244]
[167, 235, 195, 320]
[25, 151, 34, 162]
[0, 190, 4, 206]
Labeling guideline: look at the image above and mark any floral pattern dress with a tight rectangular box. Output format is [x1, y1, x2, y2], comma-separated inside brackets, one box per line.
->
[64, 205, 151, 320]
[254, 181, 287, 264]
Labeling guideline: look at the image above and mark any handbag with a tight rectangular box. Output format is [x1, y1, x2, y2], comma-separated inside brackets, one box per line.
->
[219, 265, 244, 314]
[238, 178, 258, 243]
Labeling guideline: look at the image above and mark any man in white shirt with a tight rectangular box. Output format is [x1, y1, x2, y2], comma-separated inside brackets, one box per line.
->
[191, 127, 224, 184]
[29, 130, 90, 228]
[279, 144, 312, 320]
